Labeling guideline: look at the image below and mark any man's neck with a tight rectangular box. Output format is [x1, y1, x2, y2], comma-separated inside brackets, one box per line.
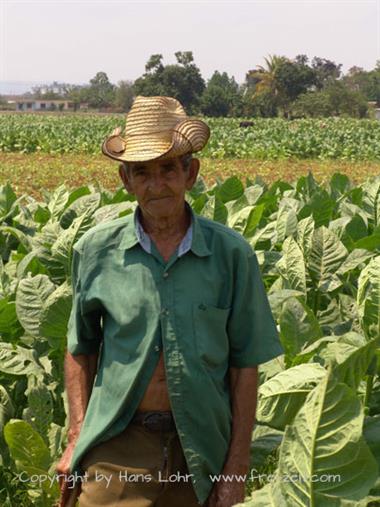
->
[139, 203, 191, 242]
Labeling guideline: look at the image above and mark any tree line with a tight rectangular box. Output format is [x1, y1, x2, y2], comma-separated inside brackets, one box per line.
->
[9, 52, 380, 118]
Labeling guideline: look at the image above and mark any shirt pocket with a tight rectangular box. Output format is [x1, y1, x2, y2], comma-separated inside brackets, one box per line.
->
[192, 302, 230, 369]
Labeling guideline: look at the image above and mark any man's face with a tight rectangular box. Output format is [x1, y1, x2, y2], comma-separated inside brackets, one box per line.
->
[119, 156, 199, 220]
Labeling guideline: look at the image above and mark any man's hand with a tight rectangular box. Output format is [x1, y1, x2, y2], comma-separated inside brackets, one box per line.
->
[55, 441, 79, 507]
[207, 480, 245, 507]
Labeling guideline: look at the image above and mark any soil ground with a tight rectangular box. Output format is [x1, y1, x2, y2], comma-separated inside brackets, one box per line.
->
[1, 153, 379, 199]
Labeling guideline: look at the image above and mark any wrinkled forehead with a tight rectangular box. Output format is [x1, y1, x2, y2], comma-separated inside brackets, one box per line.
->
[129, 157, 180, 171]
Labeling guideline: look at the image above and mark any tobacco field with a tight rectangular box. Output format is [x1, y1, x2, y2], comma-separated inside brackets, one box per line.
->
[0, 170, 379, 506]
[1, 114, 380, 160]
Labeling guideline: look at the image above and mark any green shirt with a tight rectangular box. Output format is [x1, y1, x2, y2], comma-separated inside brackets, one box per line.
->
[67, 203, 284, 504]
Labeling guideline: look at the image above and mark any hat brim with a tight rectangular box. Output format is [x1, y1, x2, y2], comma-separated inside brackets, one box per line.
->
[102, 118, 210, 163]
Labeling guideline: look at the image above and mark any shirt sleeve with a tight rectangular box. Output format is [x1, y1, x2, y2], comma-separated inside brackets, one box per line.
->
[227, 249, 284, 368]
[66, 243, 103, 355]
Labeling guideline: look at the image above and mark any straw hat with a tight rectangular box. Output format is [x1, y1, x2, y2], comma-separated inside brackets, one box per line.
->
[102, 96, 210, 163]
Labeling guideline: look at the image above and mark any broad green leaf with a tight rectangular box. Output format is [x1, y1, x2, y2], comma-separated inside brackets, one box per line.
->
[264, 370, 379, 506]
[339, 201, 368, 226]
[258, 355, 285, 384]
[93, 202, 135, 224]
[0, 225, 32, 251]
[31, 222, 66, 283]
[31, 221, 61, 251]
[0, 183, 17, 215]
[60, 192, 101, 229]
[238, 482, 284, 506]
[217, 176, 244, 203]
[357, 256, 380, 339]
[292, 336, 337, 366]
[256, 250, 282, 273]
[39, 281, 72, 344]
[267, 289, 305, 320]
[329, 216, 352, 239]
[250, 221, 277, 249]
[0, 299, 19, 334]
[319, 333, 378, 389]
[66, 185, 92, 207]
[38, 355, 53, 376]
[47, 185, 69, 220]
[0, 343, 42, 376]
[4, 419, 59, 499]
[297, 216, 315, 255]
[296, 171, 319, 199]
[48, 422, 65, 463]
[319, 273, 343, 293]
[34, 204, 51, 225]
[191, 193, 208, 214]
[16, 249, 47, 278]
[244, 184, 264, 205]
[23, 376, 53, 442]
[336, 249, 374, 275]
[276, 208, 297, 243]
[257, 363, 326, 430]
[188, 176, 206, 199]
[363, 415, 380, 469]
[309, 189, 335, 227]
[308, 226, 347, 289]
[362, 178, 380, 227]
[16, 274, 55, 337]
[278, 196, 302, 213]
[227, 205, 254, 233]
[317, 299, 341, 329]
[243, 482, 380, 506]
[213, 196, 228, 224]
[0, 385, 14, 434]
[279, 297, 322, 361]
[250, 424, 283, 471]
[51, 211, 93, 276]
[4, 419, 50, 471]
[354, 233, 380, 251]
[330, 172, 351, 197]
[276, 237, 306, 295]
[243, 204, 265, 237]
[344, 215, 369, 243]
[202, 195, 217, 221]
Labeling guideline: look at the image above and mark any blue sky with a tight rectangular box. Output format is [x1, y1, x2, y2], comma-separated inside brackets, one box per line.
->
[0, 0, 379, 92]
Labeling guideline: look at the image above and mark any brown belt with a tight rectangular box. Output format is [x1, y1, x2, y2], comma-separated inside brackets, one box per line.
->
[132, 411, 176, 432]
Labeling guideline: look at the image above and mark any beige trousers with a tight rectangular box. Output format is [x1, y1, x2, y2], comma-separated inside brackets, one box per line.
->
[78, 421, 204, 507]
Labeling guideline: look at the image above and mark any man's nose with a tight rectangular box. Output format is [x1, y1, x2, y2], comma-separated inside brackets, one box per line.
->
[147, 173, 166, 192]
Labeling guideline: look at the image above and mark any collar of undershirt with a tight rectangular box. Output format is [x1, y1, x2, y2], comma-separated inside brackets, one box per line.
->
[134, 203, 193, 257]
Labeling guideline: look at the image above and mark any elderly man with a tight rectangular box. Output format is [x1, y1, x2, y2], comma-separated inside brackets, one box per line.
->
[56, 96, 284, 507]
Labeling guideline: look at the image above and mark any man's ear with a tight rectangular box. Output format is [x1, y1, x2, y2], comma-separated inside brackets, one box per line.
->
[185, 158, 200, 191]
[118, 164, 133, 194]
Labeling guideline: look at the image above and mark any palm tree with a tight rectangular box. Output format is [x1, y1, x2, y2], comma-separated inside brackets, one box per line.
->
[248, 54, 288, 98]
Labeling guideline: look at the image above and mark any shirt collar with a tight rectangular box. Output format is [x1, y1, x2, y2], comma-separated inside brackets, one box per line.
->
[134, 206, 193, 257]
[118, 202, 211, 257]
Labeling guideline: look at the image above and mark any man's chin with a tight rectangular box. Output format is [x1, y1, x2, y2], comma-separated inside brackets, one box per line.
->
[144, 200, 176, 217]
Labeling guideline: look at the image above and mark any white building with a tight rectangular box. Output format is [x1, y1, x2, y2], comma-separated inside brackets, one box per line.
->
[14, 99, 88, 111]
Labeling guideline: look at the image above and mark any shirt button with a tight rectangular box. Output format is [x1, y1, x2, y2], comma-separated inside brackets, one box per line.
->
[161, 308, 169, 316]
[198, 303, 207, 311]
[163, 272, 169, 279]
[154, 345, 160, 352]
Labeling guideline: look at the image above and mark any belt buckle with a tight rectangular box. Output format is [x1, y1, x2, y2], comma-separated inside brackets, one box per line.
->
[142, 412, 165, 432]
